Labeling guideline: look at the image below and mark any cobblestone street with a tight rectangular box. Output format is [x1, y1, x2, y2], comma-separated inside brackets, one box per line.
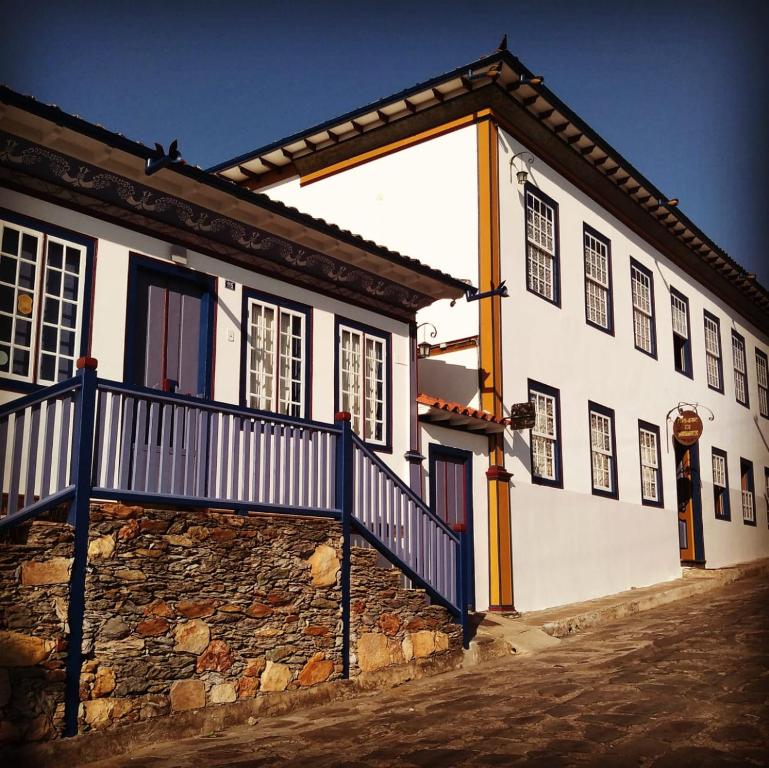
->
[84, 573, 769, 767]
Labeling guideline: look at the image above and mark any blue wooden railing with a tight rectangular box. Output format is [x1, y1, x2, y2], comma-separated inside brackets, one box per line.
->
[0, 361, 469, 736]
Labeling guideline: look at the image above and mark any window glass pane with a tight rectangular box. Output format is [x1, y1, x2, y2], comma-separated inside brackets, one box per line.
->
[47, 241, 63, 269]
[1, 227, 19, 255]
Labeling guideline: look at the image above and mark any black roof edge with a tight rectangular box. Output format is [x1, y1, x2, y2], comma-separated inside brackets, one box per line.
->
[206, 51, 506, 173]
[205, 50, 768, 311]
[0, 85, 473, 297]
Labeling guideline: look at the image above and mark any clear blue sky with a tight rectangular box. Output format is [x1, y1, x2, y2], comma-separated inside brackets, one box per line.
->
[1, 0, 767, 286]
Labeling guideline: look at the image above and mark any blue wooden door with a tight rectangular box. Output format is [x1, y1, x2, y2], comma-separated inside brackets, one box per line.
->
[430, 447, 474, 610]
[134, 270, 207, 396]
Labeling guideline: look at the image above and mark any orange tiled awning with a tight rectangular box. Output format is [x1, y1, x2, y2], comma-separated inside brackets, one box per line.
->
[416, 393, 507, 434]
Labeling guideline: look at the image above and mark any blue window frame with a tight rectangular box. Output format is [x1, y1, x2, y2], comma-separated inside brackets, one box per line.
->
[334, 316, 391, 452]
[638, 420, 663, 507]
[740, 458, 756, 526]
[703, 310, 724, 393]
[630, 258, 657, 358]
[732, 330, 749, 408]
[588, 400, 618, 499]
[524, 184, 560, 306]
[670, 287, 693, 378]
[0, 208, 94, 394]
[583, 224, 613, 334]
[240, 287, 312, 419]
[528, 379, 563, 488]
[756, 348, 769, 419]
[711, 447, 730, 521]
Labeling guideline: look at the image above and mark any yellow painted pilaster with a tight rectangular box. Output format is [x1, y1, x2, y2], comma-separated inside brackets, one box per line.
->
[477, 118, 514, 610]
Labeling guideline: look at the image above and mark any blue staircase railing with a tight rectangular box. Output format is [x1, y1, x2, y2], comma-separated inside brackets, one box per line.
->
[0, 360, 470, 736]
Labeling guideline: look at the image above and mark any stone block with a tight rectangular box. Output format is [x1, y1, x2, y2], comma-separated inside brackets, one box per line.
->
[146, 600, 174, 618]
[20, 557, 72, 585]
[378, 613, 402, 637]
[88, 534, 116, 560]
[196, 639, 234, 673]
[434, 631, 450, 652]
[173, 620, 210, 654]
[237, 676, 260, 699]
[83, 697, 114, 728]
[100, 617, 130, 640]
[164, 534, 194, 547]
[298, 653, 334, 686]
[304, 624, 331, 636]
[243, 658, 266, 677]
[115, 569, 146, 581]
[307, 544, 339, 587]
[25, 714, 53, 742]
[402, 630, 437, 661]
[92, 666, 116, 697]
[136, 617, 169, 637]
[170, 679, 205, 712]
[209, 682, 237, 704]
[245, 602, 273, 618]
[260, 661, 292, 692]
[0, 631, 54, 666]
[176, 599, 216, 618]
[357, 632, 404, 672]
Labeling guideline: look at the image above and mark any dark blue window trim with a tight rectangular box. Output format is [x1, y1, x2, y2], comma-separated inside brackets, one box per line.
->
[523, 183, 560, 307]
[670, 286, 693, 379]
[0, 207, 95, 395]
[712, 447, 730, 521]
[731, 330, 749, 408]
[527, 379, 563, 488]
[588, 400, 618, 500]
[756, 348, 769, 420]
[765, 467, 769, 529]
[123, 253, 216, 399]
[582, 223, 614, 335]
[703, 310, 724, 394]
[427, 443, 475, 610]
[740, 457, 756, 527]
[629, 257, 657, 360]
[239, 287, 313, 418]
[638, 419, 664, 508]
[334, 315, 392, 454]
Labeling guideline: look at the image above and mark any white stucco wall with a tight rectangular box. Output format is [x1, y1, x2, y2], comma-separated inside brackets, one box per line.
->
[263, 125, 480, 346]
[498, 128, 769, 607]
[420, 421, 490, 611]
[418, 346, 480, 410]
[0, 187, 414, 480]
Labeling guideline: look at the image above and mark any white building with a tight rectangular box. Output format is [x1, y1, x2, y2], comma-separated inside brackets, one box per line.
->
[209, 48, 769, 612]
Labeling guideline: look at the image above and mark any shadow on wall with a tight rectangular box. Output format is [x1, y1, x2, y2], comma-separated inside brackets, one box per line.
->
[418, 357, 480, 406]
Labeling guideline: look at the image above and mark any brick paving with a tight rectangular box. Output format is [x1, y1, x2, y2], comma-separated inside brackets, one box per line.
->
[84, 573, 769, 767]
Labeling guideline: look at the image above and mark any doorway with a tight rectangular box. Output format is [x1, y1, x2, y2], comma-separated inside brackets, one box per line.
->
[674, 440, 705, 564]
[429, 445, 475, 609]
[126, 257, 214, 397]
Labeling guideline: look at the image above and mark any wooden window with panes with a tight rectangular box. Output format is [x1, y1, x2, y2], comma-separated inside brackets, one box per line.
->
[712, 448, 730, 520]
[638, 423, 662, 505]
[670, 289, 692, 376]
[0, 218, 86, 385]
[630, 261, 655, 356]
[525, 189, 558, 303]
[339, 325, 386, 445]
[741, 458, 755, 525]
[589, 403, 617, 497]
[703, 312, 723, 391]
[528, 382, 561, 486]
[756, 349, 768, 419]
[246, 298, 306, 418]
[583, 226, 612, 332]
[732, 331, 748, 407]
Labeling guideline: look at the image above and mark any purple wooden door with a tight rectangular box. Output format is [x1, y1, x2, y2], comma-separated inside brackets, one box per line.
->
[433, 454, 467, 528]
[431, 448, 474, 610]
[136, 271, 205, 396]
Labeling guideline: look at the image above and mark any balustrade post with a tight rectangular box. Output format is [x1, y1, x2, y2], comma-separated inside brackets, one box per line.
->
[335, 412, 353, 678]
[64, 357, 98, 737]
[452, 523, 470, 649]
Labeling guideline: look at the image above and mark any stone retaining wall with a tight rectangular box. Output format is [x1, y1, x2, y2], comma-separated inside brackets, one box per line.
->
[1, 504, 460, 746]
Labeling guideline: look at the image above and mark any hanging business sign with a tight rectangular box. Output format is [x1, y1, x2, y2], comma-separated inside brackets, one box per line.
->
[673, 410, 703, 446]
